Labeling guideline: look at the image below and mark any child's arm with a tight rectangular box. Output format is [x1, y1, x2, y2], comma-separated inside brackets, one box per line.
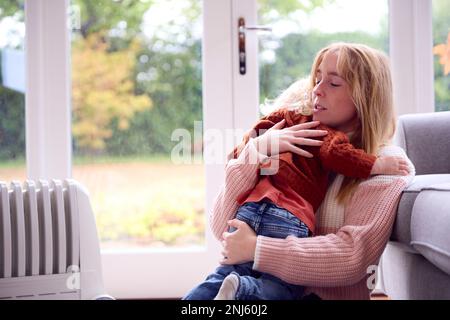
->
[320, 130, 409, 178]
[319, 130, 377, 179]
[370, 156, 410, 175]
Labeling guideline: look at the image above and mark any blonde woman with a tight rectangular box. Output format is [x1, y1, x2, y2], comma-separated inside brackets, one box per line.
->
[187, 43, 415, 300]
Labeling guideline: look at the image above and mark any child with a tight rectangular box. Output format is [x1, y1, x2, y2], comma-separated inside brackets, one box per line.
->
[183, 78, 408, 300]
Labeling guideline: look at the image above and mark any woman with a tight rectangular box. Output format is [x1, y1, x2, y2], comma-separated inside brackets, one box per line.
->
[210, 42, 415, 300]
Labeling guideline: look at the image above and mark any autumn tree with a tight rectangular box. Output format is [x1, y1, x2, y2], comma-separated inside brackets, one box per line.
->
[72, 33, 151, 152]
[432, 0, 450, 111]
[433, 32, 450, 76]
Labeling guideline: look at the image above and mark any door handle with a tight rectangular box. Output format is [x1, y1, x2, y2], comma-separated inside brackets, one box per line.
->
[238, 17, 272, 75]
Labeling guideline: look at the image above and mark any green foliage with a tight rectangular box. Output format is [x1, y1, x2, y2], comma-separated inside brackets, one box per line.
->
[259, 0, 332, 17]
[72, 33, 152, 153]
[432, 0, 450, 44]
[0, 86, 25, 161]
[106, 38, 202, 156]
[0, 0, 23, 19]
[434, 51, 450, 112]
[72, 0, 152, 39]
[259, 31, 389, 101]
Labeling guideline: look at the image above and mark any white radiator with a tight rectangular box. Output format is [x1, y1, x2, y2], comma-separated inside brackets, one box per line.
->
[0, 179, 110, 299]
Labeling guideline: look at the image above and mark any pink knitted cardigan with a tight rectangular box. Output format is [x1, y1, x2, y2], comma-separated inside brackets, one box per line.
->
[210, 138, 415, 300]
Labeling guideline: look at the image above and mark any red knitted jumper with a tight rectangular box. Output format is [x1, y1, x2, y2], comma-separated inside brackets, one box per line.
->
[230, 108, 376, 232]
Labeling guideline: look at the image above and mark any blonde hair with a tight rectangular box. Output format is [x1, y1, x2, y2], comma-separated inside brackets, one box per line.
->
[268, 43, 397, 204]
[264, 78, 313, 116]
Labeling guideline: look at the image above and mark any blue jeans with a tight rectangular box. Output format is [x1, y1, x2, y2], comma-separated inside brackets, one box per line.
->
[183, 200, 310, 300]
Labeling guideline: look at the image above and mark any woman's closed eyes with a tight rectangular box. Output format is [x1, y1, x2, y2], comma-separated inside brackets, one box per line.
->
[315, 78, 342, 88]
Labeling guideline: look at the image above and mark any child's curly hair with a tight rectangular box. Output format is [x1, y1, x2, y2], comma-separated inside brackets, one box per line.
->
[261, 78, 313, 117]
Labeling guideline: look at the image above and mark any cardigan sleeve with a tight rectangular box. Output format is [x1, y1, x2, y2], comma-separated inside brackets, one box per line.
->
[213, 109, 289, 240]
[318, 129, 377, 179]
[252, 146, 415, 287]
[209, 138, 268, 241]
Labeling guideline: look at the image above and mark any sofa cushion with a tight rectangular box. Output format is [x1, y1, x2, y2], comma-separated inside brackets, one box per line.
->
[410, 182, 450, 275]
[391, 174, 450, 245]
[394, 111, 450, 175]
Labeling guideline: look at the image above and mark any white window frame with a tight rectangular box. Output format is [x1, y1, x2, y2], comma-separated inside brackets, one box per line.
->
[24, 0, 435, 298]
[389, 0, 434, 115]
[26, 0, 72, 180]
[24, 0, 231, 299]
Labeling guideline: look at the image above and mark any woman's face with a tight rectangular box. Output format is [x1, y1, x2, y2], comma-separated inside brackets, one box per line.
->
[312, 52, 359, 134]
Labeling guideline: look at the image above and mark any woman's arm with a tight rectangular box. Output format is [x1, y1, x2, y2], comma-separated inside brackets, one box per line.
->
[210, 118, 328, 241]
[252, 147, 415, 287]
[209, 139, 266, 240]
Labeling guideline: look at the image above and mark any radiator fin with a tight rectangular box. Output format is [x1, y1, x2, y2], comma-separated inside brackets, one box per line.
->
[10, 181, 26, 277]
[37, 180, 53, 275]
[0, 180, 81, 278]
[0, 182, 12, 278]
[24, 180, 40, 276]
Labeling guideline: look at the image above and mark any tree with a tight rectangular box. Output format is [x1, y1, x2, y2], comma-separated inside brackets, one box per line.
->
[433, 32, 450, 76]
[106, 38, 202, 156]
[72, 33, 151, 153]
[0, 0, 25, 160]
[102, 0, 202, 156]
[0, 86, 25, 160]
[0, 0, 23, 20]
[73, 0, 151, 40]
[432, 0, 450, 111]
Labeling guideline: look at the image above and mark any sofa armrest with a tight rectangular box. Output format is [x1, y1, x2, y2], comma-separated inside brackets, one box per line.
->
[410, 182, 450, 275]
[392, 174, 450, 245]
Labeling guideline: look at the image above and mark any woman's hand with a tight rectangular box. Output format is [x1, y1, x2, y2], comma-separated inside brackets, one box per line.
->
[220, 219, 257, 265]
[254, 120, 328, 158]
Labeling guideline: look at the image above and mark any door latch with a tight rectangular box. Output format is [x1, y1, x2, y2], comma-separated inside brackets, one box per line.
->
[238, 17, 272, 75]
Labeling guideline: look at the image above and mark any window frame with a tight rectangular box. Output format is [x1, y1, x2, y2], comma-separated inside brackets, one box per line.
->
[25, 0, 230, 299]
[389, 0, 434, 115]
[25, 0, 72, 180]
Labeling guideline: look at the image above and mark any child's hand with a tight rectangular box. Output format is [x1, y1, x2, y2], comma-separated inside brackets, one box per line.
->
[371, 156, 409, 176]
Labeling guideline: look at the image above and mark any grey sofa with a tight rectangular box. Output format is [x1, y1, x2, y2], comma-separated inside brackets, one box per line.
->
[379, 111, 450, 299]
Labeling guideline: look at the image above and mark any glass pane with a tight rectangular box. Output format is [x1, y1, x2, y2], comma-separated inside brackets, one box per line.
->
[70, 0, 204, 250]
[257, 0, 389, 111]
[0, 1, 26, 181]
[432, 0, 450, 112]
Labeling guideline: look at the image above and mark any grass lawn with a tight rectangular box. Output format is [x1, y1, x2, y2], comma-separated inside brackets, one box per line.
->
[0, 157, 206, 249]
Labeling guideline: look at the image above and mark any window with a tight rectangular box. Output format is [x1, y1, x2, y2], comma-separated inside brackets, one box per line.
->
[0, 1, 26, 180]
[70, 0, 204, 250]
[258, 0, 389, 110]
[432, 0, 450, 112]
